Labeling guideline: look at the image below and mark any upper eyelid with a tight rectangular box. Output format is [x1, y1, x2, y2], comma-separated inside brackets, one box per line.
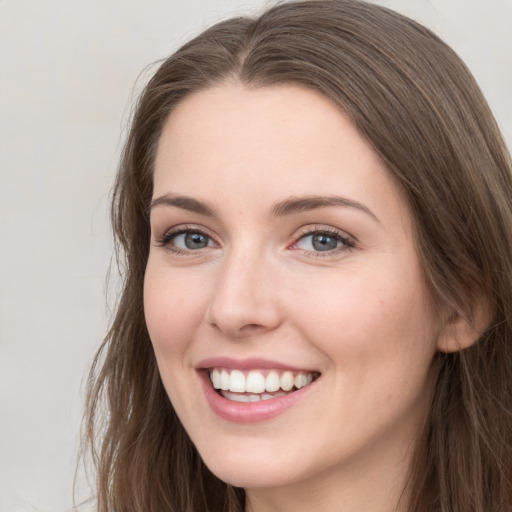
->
[292, 224, 356, 241]
[159, 224, 216, 238]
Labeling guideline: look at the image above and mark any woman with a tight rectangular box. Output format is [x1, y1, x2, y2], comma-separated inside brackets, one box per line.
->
[84, 1, 512, 511]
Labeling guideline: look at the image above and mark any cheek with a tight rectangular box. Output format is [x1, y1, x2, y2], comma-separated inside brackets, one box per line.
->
[143, 265, 210, 358]
[288, 259, 438, 376]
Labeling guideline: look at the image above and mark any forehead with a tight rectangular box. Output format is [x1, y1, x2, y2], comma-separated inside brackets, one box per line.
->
[153, 82, 409, 229]
[155, 82, 371, 166]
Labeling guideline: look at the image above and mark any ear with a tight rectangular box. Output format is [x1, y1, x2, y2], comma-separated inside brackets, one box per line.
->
[436, 299, 493, 353]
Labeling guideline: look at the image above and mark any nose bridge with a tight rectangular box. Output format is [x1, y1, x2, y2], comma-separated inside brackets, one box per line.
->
[207, 242, 280, 337]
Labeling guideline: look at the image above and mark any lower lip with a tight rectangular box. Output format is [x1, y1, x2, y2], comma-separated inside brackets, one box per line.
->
[198, 371, 317, 423]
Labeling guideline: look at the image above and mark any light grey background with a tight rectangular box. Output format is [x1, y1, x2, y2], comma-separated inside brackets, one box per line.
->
[1, 1, 510, 511]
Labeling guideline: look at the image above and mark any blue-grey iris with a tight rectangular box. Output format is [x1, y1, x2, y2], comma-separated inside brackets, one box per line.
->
[185, 232, 209, 249]
[312, 234, 338, 251]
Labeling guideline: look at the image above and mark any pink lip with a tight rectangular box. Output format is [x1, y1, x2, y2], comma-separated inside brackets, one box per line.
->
[196, 356, 314, 373]
[196, 360, 319, 423]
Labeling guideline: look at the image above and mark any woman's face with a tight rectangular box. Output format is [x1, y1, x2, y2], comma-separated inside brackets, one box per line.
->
[144, 83, 443, 499]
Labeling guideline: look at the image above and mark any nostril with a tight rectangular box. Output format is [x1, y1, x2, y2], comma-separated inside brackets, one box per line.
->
[238, 323, 268, 336]
[246, 323, 264, 330]
[208, 321, 267, 338]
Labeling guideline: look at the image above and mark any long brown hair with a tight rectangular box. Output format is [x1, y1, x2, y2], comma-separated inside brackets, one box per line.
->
[84, 1, 512, 510]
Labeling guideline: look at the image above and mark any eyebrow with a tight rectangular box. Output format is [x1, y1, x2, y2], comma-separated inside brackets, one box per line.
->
[149, 194, 216, 216]
[149, 193, 378, 222]
[271, 195, 379, 222]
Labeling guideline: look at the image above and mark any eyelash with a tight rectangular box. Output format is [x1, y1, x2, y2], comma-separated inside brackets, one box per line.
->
[155, 225, 355, 257]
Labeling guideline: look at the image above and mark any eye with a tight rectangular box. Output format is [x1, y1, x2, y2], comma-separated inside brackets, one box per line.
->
[175, 231, 212, 249]
[156, 227, 216, 253]
[292, 227, 354, 255]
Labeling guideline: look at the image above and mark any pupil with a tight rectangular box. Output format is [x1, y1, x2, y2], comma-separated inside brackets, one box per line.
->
[312, 234, 337, 251]
[185, 232, 208, 249]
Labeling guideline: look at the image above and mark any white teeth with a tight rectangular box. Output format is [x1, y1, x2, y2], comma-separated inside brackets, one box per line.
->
[229, 369, 246, 392]
[212, 368, 221, 389]
[221, 390, 288, 402]
[265, 371, 280, 392]
[280, 371, 294, 391]
[220, 369, 230, 390]
[294, 373, 312, 389]
[209, 368, 316, 395]
[222, 391, 251, 402]
[246, 371, 266, 393]
[261, 391, 286, 400]
[294, 373, 305, 389]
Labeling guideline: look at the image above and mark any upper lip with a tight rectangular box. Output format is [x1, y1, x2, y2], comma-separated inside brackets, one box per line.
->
[196, 356, 319, 373]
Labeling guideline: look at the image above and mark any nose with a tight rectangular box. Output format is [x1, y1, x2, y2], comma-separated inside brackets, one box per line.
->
[206, 248, 282, 339]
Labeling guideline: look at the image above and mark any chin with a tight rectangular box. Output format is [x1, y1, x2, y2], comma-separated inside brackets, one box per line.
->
[206, 463, 294, 489]
[198, 443, 302, 489]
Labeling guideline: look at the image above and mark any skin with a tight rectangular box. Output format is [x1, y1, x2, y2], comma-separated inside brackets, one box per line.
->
[144, 82, 447, 512]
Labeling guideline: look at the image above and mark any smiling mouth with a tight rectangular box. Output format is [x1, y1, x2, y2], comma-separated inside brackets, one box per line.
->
[208, 368, 320, 403]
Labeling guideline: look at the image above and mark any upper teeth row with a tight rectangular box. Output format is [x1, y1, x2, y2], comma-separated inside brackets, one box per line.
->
[210, 368, 314, 393]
